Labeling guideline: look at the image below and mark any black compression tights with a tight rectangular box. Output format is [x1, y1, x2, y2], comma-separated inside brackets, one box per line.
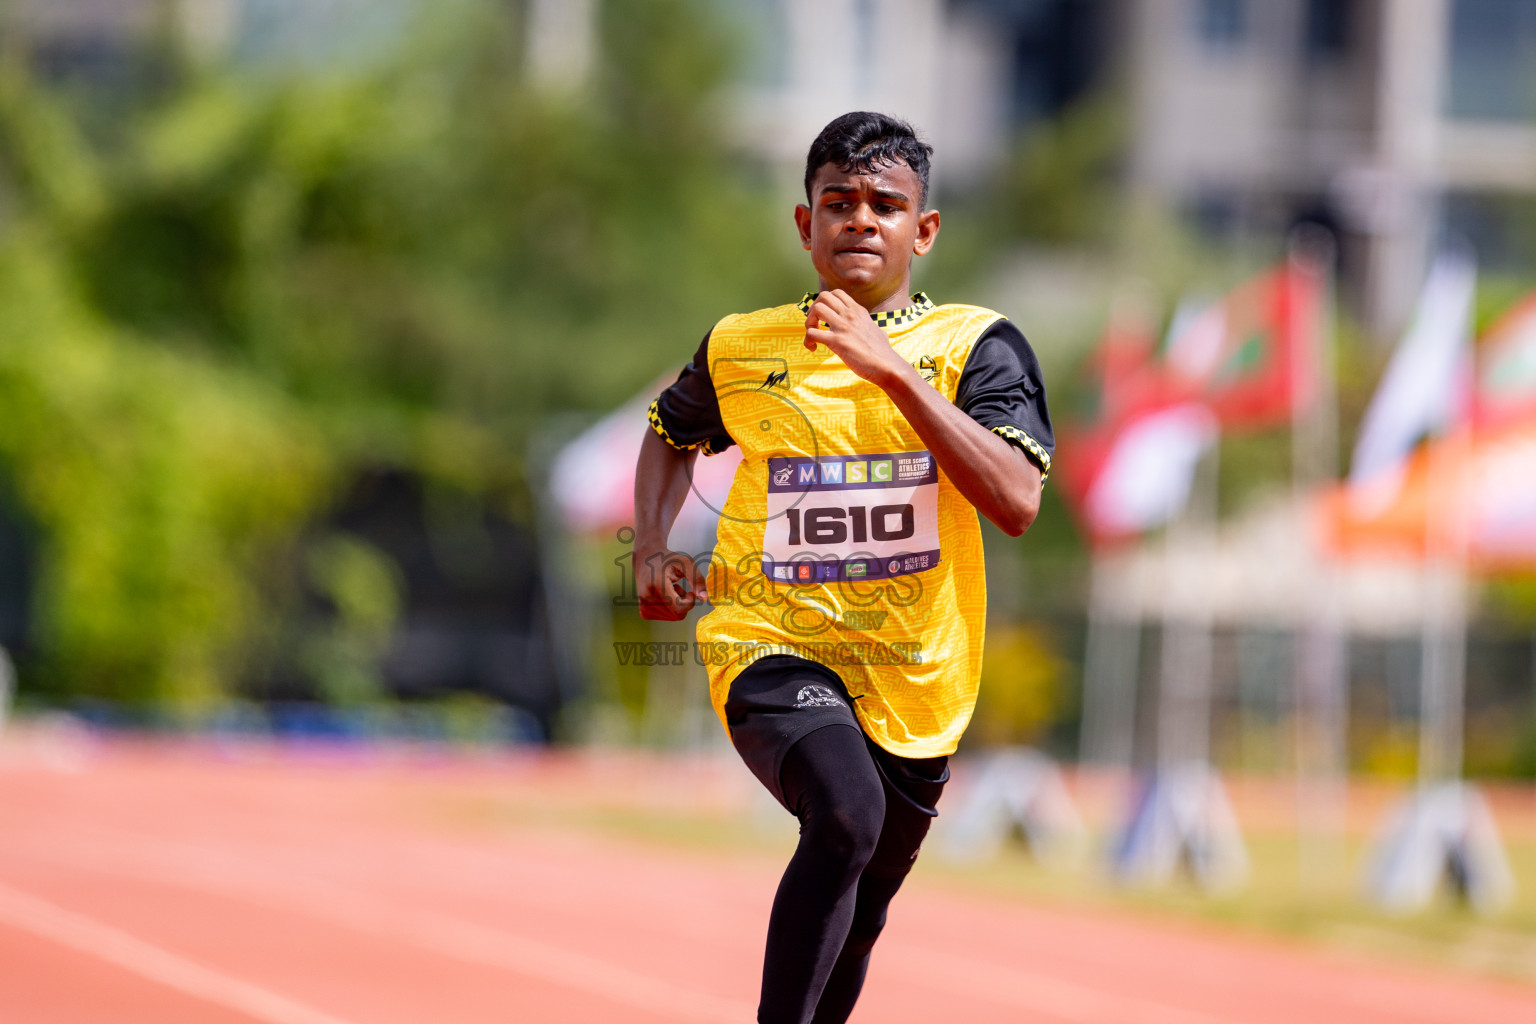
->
[757, 725, 923, 1024]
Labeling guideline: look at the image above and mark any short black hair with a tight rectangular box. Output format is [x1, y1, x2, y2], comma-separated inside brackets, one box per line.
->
[803, 111, 934, 210]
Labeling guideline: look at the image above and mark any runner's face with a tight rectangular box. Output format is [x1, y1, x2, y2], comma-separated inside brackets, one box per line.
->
[795, 161, 937, 306]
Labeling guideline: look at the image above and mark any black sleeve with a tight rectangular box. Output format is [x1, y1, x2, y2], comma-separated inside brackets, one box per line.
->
[648, 330, 735, 456]
[954, 319, 1054, 480]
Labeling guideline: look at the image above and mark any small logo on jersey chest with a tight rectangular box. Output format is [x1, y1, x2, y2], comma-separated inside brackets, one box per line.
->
[758, 369, 789, 391]
[916, 356, 937, 381]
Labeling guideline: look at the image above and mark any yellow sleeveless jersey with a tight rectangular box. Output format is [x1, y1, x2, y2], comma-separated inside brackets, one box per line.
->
[687, 295, 1008, 758]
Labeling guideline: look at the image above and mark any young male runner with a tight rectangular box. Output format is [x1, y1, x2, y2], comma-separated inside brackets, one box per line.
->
[633, 111, 1053, 1023]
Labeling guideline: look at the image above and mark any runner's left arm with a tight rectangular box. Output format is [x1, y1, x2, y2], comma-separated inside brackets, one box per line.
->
[805, 290, 1051, 537]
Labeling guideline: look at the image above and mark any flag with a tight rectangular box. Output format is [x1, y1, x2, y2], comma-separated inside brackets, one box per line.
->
[1064, 403, 1220, 545]
[1163, 258, 1323, 431]
[1348, 250, 1476, 512]
[1058, 255, 1321, 547]
[1094, 293, 1162, 423]
[550, 378, 740, 535]
[1475, 291, 1536, 427]
[1319, 416, 1536, 570]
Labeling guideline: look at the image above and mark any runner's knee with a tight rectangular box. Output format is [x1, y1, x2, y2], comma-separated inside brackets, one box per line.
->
[805, 793, 884, 868]
[782, 726, 886, 869]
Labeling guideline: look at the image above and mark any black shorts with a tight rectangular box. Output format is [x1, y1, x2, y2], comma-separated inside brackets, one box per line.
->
[724, 654, 949, 823]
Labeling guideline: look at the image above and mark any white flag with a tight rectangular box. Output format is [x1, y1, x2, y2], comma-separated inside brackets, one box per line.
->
[1086, 403, 1219, 537]
[1349, 250, 1475, 511]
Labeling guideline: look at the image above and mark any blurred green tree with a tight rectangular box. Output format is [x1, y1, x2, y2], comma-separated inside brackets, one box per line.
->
[0, 0, 801, 711]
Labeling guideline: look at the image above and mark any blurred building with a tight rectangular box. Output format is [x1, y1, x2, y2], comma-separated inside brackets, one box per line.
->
[1123, 0, 1536, 334]
[15, 0, 1536, 336]
[716, 0, 1110, 190]
[712, 0, 1536, 335]
[5, 0, 417, 71]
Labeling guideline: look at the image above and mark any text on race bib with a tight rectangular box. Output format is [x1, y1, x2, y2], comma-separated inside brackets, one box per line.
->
[762, 450, 941, 584]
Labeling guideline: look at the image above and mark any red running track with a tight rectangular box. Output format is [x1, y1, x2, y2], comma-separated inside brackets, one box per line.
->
[2, 733, 1535, 1024]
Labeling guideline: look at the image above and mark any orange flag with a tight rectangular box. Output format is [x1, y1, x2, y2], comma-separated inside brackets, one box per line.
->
[1319, 416, 1536, 570]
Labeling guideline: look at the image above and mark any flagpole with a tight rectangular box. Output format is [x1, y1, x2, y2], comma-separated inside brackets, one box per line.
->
[1081, 551, 1139, 773]
[1360, 247, 1514, 912]
[1289, 227, 1347, 892]
[1080, 553, 1114, 768]
[1157, 440, 1218, 772]
[1415, 248, 1474, 789]
[1420, 427, 1471, 786]
[1079, 284, 1159, 779]
[1125, 436, 1249, 892]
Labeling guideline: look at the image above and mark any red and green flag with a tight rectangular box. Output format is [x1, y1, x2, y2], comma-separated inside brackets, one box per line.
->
[1057, 257, 1325, 548]
[1163, 260, 1323, 431]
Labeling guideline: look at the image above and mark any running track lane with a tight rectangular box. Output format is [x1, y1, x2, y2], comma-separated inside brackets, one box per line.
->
[2, 739, 1536, 1023]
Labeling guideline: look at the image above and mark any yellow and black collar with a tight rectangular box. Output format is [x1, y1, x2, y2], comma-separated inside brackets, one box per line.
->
[797, 292, 935, 329]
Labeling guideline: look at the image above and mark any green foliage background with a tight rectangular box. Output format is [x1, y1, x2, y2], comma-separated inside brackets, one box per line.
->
[0, 0, 802, 711]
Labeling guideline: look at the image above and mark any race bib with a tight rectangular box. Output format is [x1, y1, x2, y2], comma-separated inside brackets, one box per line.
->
[762, 450, 941, 585]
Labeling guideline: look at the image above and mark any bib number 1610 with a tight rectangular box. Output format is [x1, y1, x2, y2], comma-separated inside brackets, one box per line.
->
[784, 504, 915, 545]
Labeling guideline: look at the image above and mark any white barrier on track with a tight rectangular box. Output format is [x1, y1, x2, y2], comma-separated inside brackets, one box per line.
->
[938, 748, 1086, 865]
[1110, 761, 1249, 891]
[1366, 781, 1515, 913]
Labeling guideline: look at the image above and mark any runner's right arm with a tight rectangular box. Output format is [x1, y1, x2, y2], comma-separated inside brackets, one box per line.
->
[634, 430, 706, 620]
[634, 331, 732, 621]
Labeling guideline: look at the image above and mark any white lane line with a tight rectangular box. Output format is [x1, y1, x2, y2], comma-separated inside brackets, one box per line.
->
[890, 942, 1235, 1024]
[0, 880, 359, 1024]
[15, 836, 757, 1024]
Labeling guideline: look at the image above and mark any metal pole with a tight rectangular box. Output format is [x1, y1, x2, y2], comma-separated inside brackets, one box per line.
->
[1158, 445, 1218, 771]
[1289, 228, 1347, 890]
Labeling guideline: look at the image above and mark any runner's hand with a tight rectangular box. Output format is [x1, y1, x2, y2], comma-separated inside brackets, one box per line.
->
[635, 547, 708, 621]
[804, 290, 913, 388]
